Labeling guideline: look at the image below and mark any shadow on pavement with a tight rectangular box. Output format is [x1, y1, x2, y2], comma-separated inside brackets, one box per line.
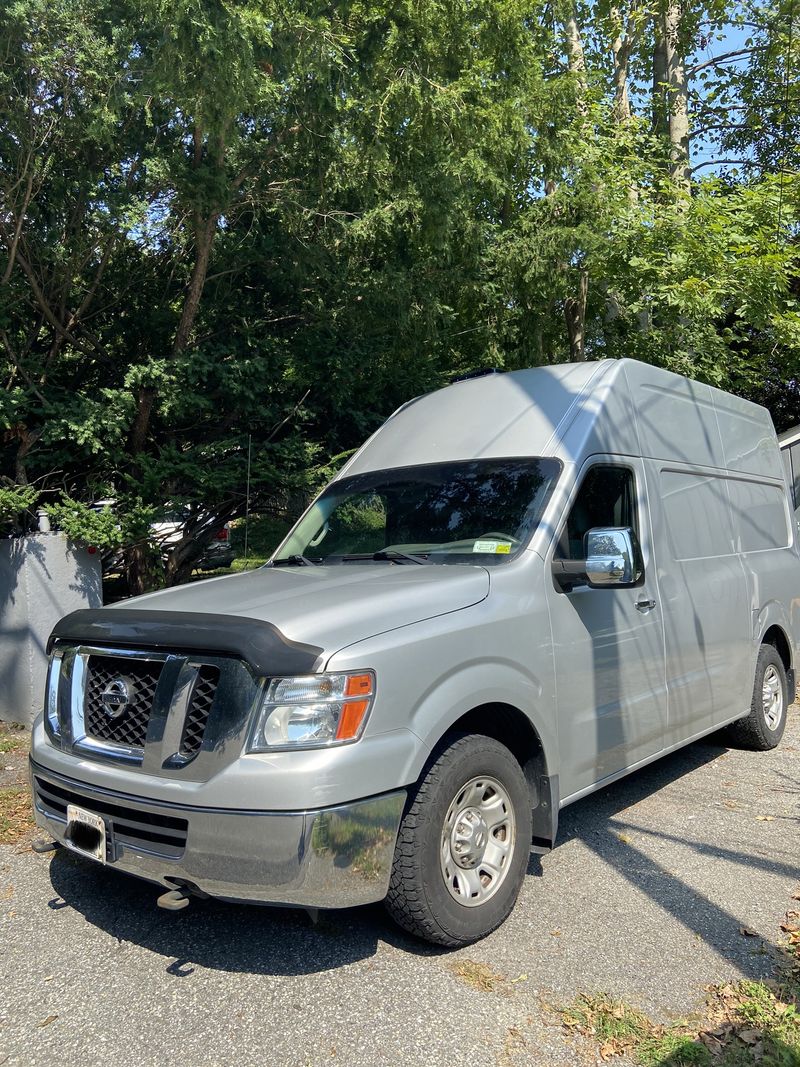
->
[46, 846, 446, 977]
[559, 736, 800, 981]
[47, 734, 797, 979]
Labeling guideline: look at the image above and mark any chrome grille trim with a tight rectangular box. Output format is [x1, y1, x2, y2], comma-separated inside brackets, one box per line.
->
[45, 643, 263, 778]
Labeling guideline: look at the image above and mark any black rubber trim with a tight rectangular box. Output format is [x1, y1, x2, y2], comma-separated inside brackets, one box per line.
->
[48, 608, 323, 677]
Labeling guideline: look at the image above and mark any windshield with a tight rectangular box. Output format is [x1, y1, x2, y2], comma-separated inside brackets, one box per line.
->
[275, 458, 561, 565]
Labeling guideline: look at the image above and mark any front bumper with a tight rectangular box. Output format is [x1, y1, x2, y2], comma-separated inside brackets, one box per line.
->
[31, 758, 406, 908]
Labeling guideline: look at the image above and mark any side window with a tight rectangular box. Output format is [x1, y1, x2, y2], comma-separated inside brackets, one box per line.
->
[556, 466, 638, 561]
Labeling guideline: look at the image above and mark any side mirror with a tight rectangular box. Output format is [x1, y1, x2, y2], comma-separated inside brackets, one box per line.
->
[584, 527, 641, 587]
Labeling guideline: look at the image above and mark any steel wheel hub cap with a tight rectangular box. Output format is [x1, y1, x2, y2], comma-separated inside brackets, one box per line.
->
[449, 808, 490, 869]
[762, 665, 784, 731]
[440, 776, 516, 908]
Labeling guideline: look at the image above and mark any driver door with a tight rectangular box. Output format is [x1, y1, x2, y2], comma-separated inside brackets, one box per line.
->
[546, 458, 668, 800]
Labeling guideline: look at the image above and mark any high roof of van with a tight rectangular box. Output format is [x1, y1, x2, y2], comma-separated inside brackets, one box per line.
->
[340, 358, 782, 483]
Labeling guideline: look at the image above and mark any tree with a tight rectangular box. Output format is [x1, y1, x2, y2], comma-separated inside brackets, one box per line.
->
[1, 0, 555, 587]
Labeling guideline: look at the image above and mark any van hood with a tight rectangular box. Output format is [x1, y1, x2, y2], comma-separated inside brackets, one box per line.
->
[108, 564, 490, 661]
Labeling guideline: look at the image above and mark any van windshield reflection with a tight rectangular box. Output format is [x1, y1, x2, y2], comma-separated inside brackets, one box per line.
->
[274, 458, 561, 566]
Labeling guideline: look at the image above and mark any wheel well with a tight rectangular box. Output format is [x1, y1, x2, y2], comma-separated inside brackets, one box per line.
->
[763, 625, 791, 672]
[441, 702, 555, 849]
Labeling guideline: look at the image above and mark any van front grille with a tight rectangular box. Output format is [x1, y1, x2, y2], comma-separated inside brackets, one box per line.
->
[179, 665, 219, 759]
[84, 655, 162, 748]
[34, 776, 188, 857]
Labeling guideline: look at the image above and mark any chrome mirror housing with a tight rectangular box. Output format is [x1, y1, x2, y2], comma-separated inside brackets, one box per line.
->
[584, 527, 640, 587]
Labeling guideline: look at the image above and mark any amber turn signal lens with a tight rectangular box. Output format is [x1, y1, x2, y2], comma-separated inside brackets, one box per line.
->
[344, 673, 373, 697]
[336, 699, 370, 740]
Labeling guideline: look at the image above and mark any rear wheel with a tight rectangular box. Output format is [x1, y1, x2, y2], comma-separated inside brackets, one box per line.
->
[725, 643, 788, 750]
[385, 733, 532, 947]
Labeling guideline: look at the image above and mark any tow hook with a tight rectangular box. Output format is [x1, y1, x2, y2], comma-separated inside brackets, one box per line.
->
[156, 888, 191, 911]
[31, 838, 62, 854]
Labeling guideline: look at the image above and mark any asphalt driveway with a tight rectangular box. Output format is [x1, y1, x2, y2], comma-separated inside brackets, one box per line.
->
[1, 710, 798, 1067]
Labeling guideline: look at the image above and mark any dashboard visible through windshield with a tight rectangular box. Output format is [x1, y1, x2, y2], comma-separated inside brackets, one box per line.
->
[274, 457, 561, 566]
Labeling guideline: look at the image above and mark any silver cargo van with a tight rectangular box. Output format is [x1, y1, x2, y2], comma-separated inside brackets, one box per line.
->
[31, 358, 799, 946]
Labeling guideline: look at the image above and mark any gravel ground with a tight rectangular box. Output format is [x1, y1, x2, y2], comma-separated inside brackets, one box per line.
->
[1, 709, 798, 1067]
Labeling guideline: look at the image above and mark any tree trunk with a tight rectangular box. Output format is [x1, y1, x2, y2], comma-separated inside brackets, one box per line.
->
[14, 428, 41, 485]
[126, 542, 164, 597]
[564, 270, 589, 361]
[124, 125, 224, 595]
[652, 11, 668, 137]
[663, 0, 690, 192]
[172, 214, 218, 357]
[610, 9, 632, 123]
[129, 385, 157, 457]
[564, 12, 588, 114]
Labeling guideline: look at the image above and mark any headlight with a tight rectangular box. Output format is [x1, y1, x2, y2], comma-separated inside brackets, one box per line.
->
[248, 671, 375, 751]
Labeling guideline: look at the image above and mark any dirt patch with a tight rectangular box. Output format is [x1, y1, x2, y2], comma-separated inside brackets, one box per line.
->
[448, 959, 510, 994]
[0, 723, 33, 844]
[0, 722, 29, 787]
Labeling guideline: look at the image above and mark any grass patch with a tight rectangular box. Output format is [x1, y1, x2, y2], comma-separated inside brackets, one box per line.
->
[0, 725, 27, 754]
[231, 513, 294, 560]
[0, 787, 35, 845]
[230, 556, 268, 572]
[561, 974, 800, 1065]
[560, 993, 702, 1064]
[560, 905, 800, 1065]
[448, 959, 508, 993]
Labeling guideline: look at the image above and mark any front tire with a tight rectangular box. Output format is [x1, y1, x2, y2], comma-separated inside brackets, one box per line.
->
[385, 733, 532, 947]
[725, 643, 788, 750]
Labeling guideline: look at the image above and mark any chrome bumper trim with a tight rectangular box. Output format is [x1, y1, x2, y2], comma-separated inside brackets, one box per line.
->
[30, 759, 406, 909]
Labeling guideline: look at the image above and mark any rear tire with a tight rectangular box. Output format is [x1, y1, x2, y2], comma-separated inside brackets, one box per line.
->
[385, 733, 532, 947]
[725, 643, 788, 750]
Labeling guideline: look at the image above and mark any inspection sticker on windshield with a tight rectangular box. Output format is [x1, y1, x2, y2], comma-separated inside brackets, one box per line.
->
[473, 540, 512, 554]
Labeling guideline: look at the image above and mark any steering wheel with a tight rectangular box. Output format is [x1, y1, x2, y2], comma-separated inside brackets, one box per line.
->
[477, 532, 520, 545]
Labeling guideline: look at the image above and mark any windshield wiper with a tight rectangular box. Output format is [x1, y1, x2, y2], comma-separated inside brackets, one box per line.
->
[271, 554, 319, 567]
[374, 549, 429, 565]
[340, 550, 429, 565]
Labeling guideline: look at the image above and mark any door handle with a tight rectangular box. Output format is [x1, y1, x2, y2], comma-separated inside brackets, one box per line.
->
[636, 598, 656, 612]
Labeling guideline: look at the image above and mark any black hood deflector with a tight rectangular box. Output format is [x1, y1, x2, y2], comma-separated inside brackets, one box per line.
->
[49, 609, 323, 677]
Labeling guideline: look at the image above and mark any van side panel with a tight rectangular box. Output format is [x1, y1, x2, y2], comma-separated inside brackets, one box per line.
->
[643, 461, 752, 741]
[555, 364, 643, 462]
[623, 362, 726, 468]
[622, 358, 780, 480]
[713, 390, 785, 481]
[728, 475, 798, 675]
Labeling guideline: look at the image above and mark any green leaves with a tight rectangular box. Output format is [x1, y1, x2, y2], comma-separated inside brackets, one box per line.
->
[0, 486, 38, 532]
[0, 0, 797, 587]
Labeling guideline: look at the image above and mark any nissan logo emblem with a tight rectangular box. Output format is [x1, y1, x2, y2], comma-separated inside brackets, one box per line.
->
[100, 678, 131, 720]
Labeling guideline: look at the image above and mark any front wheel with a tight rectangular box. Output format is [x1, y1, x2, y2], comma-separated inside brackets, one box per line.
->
[725, 643, 788, 750]
[385, 734, 532, 947]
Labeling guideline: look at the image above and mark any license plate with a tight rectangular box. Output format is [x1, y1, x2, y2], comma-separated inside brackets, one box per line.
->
[65, 804, 107, 864]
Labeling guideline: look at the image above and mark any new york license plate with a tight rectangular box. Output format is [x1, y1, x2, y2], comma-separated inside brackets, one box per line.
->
[65, 804, 107, 864]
